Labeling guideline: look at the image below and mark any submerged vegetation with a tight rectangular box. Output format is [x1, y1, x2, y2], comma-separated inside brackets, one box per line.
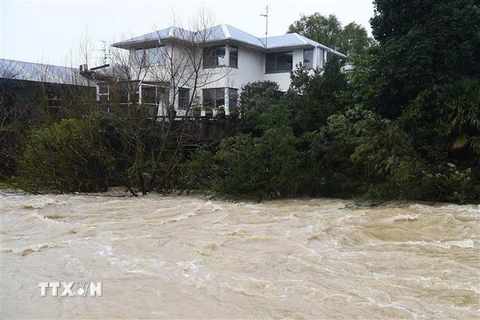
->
[1, 0, 479, 203]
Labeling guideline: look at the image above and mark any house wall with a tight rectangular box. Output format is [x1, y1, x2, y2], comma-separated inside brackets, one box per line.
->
[125, 42, 329, 116]
[201, 46, 325, 92]
[262, 49, 304, 91]
[226, 46, 264, 89]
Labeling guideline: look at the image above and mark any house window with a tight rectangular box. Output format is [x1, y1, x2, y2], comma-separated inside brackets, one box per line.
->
[98, 83, 110, 103]
[317, 49, 324, 68]
[142, 86, 158, 104]
[229, 46, 238, 68]
[115, 83, 136, 104]
[203, 88, 225, 108]
[304, 49, 314, 69]
[178, 88, 190, 110]
[265, 51, 293, 73]
[229, 88, 238, 109]
[134, 47, 162, 67]
[203, 46, 226, 68]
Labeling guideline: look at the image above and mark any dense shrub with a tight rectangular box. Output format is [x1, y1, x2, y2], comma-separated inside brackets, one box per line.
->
[181, 126, 304, 198]
[16, 118, 114, 193]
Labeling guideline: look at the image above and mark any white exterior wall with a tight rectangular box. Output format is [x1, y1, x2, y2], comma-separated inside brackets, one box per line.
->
[226, 46, 264, 89]
[262, 49, 304, 91]
[196, 46, 330, 93]
[194, 45, 265, 114]
[126, 43, 328, 116]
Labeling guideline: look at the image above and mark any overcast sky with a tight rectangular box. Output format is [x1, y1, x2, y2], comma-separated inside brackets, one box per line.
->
[1, 0, 374, 67]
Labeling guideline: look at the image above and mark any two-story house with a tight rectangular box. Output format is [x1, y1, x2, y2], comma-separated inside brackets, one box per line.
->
[110, 24, 346, 117]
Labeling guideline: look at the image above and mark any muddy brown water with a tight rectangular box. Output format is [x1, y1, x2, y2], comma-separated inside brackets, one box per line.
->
[1, 192, 479, 319]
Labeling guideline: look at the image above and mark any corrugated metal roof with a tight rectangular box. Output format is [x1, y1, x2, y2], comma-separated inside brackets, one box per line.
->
[0, 59, 96, 87]
[113, 24, 347, 58]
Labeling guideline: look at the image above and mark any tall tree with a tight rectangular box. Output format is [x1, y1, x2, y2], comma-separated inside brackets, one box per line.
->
[367, 0, 480, 118]
[287, 13, 371, 57]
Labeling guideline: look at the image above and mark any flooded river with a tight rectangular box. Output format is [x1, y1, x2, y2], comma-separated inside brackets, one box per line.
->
[1, 192, 479, 319]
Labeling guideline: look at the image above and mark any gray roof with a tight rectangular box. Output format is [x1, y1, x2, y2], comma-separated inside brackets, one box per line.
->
[262, 33, 346, 57]
[113, 24, 347, 58]
[0, 59, 96, 87]
[112, 26, 194, 49]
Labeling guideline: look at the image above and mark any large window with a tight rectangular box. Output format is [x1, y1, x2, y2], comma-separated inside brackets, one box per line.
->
[134, 47, 162, 67]
[317, 49, 325, 68]
[178, 88, 190, 110]
[229, 46, 238, 68]
[203, 88, 225, 108]
[142, 86, 158, 104]
[229, 88, 238, 109]
[265, 51, 293, 73]
[203, 45, 239, 69]
[303, 49, 314, 69]
[203, 46, 226, 68]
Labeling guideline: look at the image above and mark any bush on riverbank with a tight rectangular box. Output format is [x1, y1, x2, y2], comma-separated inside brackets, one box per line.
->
[13, 118, 114, 193]
[180, 104, 477, 203]
[9, 113, 183, 195]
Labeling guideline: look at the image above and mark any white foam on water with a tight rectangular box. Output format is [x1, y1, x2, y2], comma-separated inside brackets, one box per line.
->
[391, 239, 476, 249]
[392, 214, 419, 222]
[99, 245, 114, 256]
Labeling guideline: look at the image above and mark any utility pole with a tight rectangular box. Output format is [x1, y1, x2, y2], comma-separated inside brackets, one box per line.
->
[260, 5, 269, 47]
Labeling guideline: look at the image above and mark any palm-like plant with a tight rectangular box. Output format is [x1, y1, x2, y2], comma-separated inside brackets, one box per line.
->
[439, 78, 480, 151]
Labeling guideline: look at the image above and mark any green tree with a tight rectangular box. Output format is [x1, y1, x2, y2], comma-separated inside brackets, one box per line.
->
[367, 0, 480, 118]
[239, 81, 285, 136]
[15, 118, 114, 193]
[437, 79, 480, 152]
[288, 13, 372, 57]
[290, 57, 348, 133]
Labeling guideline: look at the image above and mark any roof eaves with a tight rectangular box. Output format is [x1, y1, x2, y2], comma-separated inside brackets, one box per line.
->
[322, 47, 348, 59]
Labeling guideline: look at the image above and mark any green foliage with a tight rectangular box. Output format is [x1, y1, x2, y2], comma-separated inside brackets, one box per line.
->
[367, 0, 480, 118]
[11, 111, 184, 196]
[288, 13, 372, 57]
[178, 148, 217, 192]
[0, 129, 24, 179]
[98, 113, 181, 195]
[311, 108, 477, 202]
[290, 58, 349, 133]
[16, 118, 114, 193]
[239, 81, 285, 135]
[240, 81, 283, 110]
[181, 127, 304, 198]
[437, 78, 480, 150]
[288, 13, 342, 49]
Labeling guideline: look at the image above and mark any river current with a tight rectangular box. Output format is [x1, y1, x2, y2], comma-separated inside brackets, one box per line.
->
[1, 192, 479, 319]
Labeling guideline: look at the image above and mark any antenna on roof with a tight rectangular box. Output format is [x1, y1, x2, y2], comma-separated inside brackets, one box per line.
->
[260, 5, 269, 47]
[94, 40, 110, 65]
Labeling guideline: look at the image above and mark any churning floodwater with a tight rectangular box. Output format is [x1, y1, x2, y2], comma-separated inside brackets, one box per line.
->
[1, 192, 479, 319]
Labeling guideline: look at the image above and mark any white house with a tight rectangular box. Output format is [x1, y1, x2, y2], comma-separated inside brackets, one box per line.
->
[110, 24, 346, 116]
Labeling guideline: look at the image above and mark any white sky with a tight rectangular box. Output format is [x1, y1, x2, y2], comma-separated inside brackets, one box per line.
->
[1, 0, 374, 67]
